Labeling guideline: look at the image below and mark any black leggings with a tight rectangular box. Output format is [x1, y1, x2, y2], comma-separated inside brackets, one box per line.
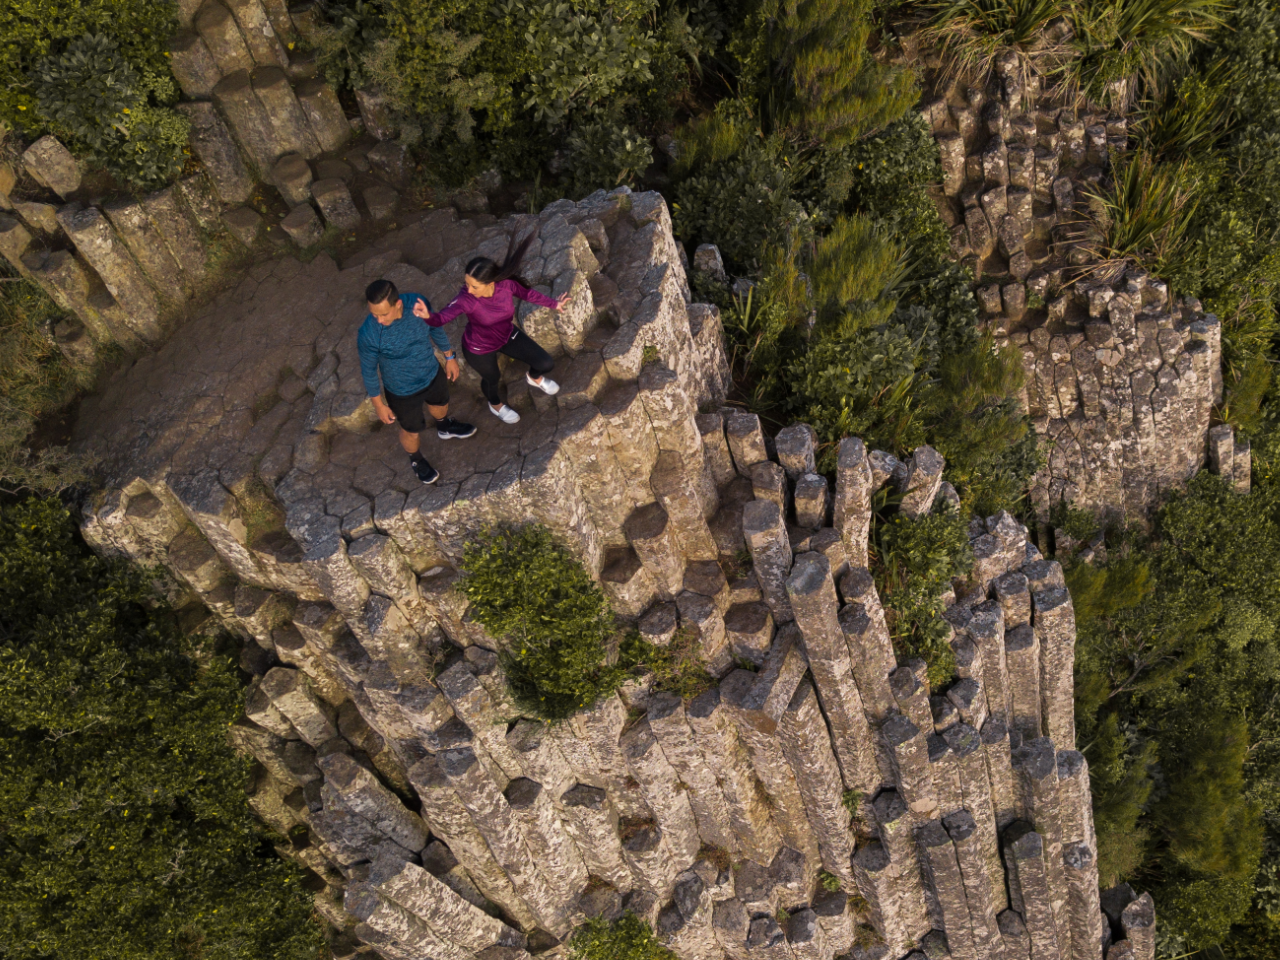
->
[463, 327, 555, 406]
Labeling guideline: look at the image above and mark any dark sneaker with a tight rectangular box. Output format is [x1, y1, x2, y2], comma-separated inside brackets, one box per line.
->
[410, 456, 439, 484]
[437, 417, 477, 440]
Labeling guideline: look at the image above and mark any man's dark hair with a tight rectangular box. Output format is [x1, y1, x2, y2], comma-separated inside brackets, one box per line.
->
[366, 279, 398, 305]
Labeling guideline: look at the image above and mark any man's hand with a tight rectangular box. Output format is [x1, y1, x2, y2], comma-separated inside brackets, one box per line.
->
[413, 299, 431, 320]
[372, 396, 396, 425]
[445, 358, 461, 382]
[554, 293, 572, 311]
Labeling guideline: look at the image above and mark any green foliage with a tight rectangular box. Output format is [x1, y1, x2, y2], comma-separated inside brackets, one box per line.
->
[818, 869, 842, 892]
[314, 0, 391, 91]
[1157, 875, 1258, 950]
[0, 0, 177, 136]
[460, 525, 627, 720]
[1084, 150, 1197, 278]
[874, 504, 972, 687]
[620, 628, 717, 702]
[0, 498, 322, 960]
[570, 912, 677, 960]
[771, 0, 918, 149]
[0, 264, 94, 495]
[1070, 472, 1280, 950]
[566, 117, 654, 195]
[919, 0, 1063, 78]
[28, 32, 187, 190]
[841, 789, 863, 819]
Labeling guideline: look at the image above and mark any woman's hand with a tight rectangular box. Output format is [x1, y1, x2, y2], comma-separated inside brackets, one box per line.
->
[413, 299, 431, 320]
[554, 293, 572, 312]
[445, 358, 461, 382]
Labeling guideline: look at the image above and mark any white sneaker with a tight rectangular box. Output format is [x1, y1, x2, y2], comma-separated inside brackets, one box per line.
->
[528, 373, 560, 395]
[489, 403, 521, 424]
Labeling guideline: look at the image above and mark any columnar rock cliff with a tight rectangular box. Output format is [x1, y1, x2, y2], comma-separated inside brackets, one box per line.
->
[922, 51, 1240, 520]
[72, 192, 1153, 960]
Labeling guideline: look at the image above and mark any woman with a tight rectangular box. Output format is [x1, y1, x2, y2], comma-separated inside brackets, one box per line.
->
[413, 232, 568, 424]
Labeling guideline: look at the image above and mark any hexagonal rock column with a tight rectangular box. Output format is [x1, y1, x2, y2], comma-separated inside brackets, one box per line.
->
[56, 205, 161, 342]
[296, 78, 353, 152]
[196, 0, 255, 73]
[225, 0, 289, 68]
[22, 136, 81, 198]
[212, 69, 279, 173]
[169, 30, 223, 99]
[178, 101, 254, 203]
[313, 178, 362, 232]
[102, 198, 189, 298]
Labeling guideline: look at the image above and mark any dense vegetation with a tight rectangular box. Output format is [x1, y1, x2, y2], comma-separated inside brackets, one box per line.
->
[0, 498, 322, 960]
[1067, 472, 1280, 956]
[4, 0, 1280, 956]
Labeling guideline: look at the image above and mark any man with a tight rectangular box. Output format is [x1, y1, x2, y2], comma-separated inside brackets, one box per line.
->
[357, 279, 476, 484]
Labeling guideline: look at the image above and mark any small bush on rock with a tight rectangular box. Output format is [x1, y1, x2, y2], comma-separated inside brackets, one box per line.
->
[570, 912, 676, 960]
[461, 525, 628, 720]
[873, 503, 972, 687]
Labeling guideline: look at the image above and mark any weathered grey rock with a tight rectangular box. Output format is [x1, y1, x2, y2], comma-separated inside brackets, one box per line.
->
[369, 140, 412, 188]
[1008, 827, 1063, 960]
[944, 810, 1001, 956]
[368, 846, 525, 953]
[169, 28, 223, 99]
[356, 86, 399, 141]
[25, 249, 139, 350]
[23, 136, 81, 198]
[647, 692, 738, 854]
[558, 784, 634, 892]
[1063, 843, 1105, 960]
[225, 0, 289, 68]
[312, 178, 361, 232]
[624, 502, 685, 598]
[179, 101, 254, 203]
[832, 439, 874, 567]
[140, 186, 209, 282]
[439, 746, 573, 934]
[774, 424, 817, 479]
[999, 908, 1031, 960]
[280, 202, 323, 246]
[686, 688, 783, 864]
[56, 205, 161, 342]
[504, 778, 589, 901]
[620, 718, 701, 865]
[1033, 587, 1076, 751]
[1120, 893, 1155, 960]
[102, 197, 188, 297]
[743, 499, 794, 623]
[260, 666, 336, 746]
[222, 206, 263, 247]
[364, 185, 399, 221]
[272, 153, 314, 206]
[778, 680, 856, 884]
[882, 713, 936, 819]
[917, 819, 977, 960]
[212, 69, 278, 173]
[651, 449, 719, 561]
[295, 78, 353, 152]
[749, 460, 788, 511]
[725, 601, 774, 667]
[318, 751, 427, 851]
[725, 410, 769, 471]
[794, 474, 829, 529]
[253, 66, 321, 159]
[1005, 623, 1042, 741]
[196, 1, 255, 73]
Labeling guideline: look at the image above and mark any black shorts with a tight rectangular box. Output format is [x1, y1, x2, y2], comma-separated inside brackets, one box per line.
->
[383, 367, 450, 433]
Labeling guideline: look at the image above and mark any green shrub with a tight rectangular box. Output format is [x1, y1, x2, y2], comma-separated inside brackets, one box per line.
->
[460, 525, 627, 720]
[620, 628, 717, 702]
[0, 0, 176, 134]
[1084, 151, 1198, 279]
[1158, 874, 1259, 950]
[567, 118, 654, 196]
[873, 504, 972, 687]
[29, 33, 187, 189]
[0, 498, 322, 960]
[918, 0, 1064, 78]
[0, 264, 94, 495]
[570, 912, 677, 960]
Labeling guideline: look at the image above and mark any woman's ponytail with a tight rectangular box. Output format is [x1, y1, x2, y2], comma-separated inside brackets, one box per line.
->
[465, 230, 536, 289]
